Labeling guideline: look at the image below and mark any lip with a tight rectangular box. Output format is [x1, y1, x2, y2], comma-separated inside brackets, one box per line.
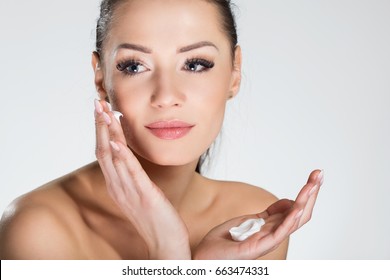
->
[145, 120, 195, 140]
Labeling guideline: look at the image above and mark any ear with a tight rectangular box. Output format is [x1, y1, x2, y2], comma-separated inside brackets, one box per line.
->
[91, 52, 108, 101]
[228, 45, 242, 99]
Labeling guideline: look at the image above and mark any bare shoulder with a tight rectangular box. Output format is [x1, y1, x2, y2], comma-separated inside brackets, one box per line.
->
[0, 170, 90, 259]
[212, 179, 279, 217]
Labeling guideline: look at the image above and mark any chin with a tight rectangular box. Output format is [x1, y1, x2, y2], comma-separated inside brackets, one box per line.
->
[130, 143, 203, 168]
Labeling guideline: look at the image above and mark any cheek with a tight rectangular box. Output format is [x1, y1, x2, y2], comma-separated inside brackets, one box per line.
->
[187, 70, 231, 119]
[105, 79, 148, 140]
[196, 87, 227, 128]
[107, 73, 143, 105]
[187, 75, 230, 145]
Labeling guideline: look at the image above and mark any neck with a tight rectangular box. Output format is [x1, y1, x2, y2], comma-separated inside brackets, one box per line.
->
[136, 155, 200, 210]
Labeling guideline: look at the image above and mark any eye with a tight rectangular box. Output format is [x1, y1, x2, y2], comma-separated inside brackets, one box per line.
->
[184, 58, 214, 73]
[116, 60, 148, 76]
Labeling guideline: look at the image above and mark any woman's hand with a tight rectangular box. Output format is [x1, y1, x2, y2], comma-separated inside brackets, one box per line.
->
[193, 170, 323, 259]
[94, 100, 191, 259]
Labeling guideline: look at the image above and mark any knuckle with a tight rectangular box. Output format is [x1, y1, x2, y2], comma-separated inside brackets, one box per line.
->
[95, 117, 106, 128]
[112, 156, 122, 168]
[95, 144, 109, 159]
[128, 166, 141, 177]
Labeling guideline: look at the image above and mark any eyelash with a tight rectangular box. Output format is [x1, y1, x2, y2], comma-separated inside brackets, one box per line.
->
[116, 59, 145, 76]
[116, 58, 215, 76]
[184, 58, 215, 73]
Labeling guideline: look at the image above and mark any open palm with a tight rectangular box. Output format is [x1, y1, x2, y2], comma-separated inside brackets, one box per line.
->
[193, 170, 323, 259]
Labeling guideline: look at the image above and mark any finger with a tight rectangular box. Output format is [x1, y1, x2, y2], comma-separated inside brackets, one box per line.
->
[301, 185, 319, 222]
[292, 169, 322, 212]
[288, 212, 302, 236]
[293, 170, 320, 202]
[289, 186, 311, 228]
[94, 100, 121, 187]
[307, 169, 322, 186]
[317, 169, 324, 187]
[101, 100, 112, 112]
[298, 171, 323, 227]
[110, 140, 156, 195]
[95, 100, 127, 146]
[254, 208, 302, 254]
[94, 99, 112, 163]
[108, 140, 141, 202]
[106, 110, 127, 145]
[264, 199, 294, 217]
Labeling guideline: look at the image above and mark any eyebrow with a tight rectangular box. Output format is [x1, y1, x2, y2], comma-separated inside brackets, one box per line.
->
[115, 43, 152, 54]
[178, 41, 219, 53]
[114, 41, 219, 54]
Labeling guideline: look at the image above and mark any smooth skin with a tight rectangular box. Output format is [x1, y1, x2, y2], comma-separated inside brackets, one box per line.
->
[0, 0, 323, 259]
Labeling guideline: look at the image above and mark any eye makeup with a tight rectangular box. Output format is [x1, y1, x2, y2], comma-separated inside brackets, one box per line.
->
[115, 56, 215, 77]
[184, 58, 215, 73]
[116, 59, 148, 76]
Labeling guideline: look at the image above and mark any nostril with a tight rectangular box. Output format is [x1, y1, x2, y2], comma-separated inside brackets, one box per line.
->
[151, 91, 184, 108]
[156, 102, 181, 108]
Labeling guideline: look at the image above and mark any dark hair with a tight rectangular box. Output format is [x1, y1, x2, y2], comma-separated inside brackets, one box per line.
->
[204, 0, 238, 57]
[96, 0, 238, 57]
[95, 0, 238, 173]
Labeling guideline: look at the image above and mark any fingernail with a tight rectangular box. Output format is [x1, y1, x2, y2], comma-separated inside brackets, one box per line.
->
[110, 141, 120, 152]
[112, 111, 123, 124]
[94, 99, 103, 114]
[102, 112, 111, 125]
[309, 185, 318, 196]
[318, 170, 324, 186]
[295, 209, 304, 220]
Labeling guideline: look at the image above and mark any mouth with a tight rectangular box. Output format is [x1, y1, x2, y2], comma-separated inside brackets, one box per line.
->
[145, 120, 195, 140]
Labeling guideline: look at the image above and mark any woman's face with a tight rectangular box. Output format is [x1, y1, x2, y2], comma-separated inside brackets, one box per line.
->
[94, 0, 241, 166]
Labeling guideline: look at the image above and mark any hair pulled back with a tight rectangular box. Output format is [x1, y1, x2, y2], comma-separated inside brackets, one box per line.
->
[95, 0, 238, 56]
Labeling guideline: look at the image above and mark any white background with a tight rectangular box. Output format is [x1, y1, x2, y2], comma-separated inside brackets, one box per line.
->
[0, 0, 389, 259]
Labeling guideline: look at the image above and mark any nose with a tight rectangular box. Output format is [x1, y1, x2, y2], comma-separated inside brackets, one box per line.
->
[150, 71, 185, 109]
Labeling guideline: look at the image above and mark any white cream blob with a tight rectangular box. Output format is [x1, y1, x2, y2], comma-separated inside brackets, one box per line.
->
[229, 218, 265, 242]
[112, 111, 123, 123]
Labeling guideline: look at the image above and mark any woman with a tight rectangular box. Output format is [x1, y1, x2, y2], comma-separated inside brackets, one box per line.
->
[0, 0, 323, 259]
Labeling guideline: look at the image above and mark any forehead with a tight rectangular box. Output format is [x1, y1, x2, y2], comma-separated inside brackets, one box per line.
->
[106, 0, 229, 52]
